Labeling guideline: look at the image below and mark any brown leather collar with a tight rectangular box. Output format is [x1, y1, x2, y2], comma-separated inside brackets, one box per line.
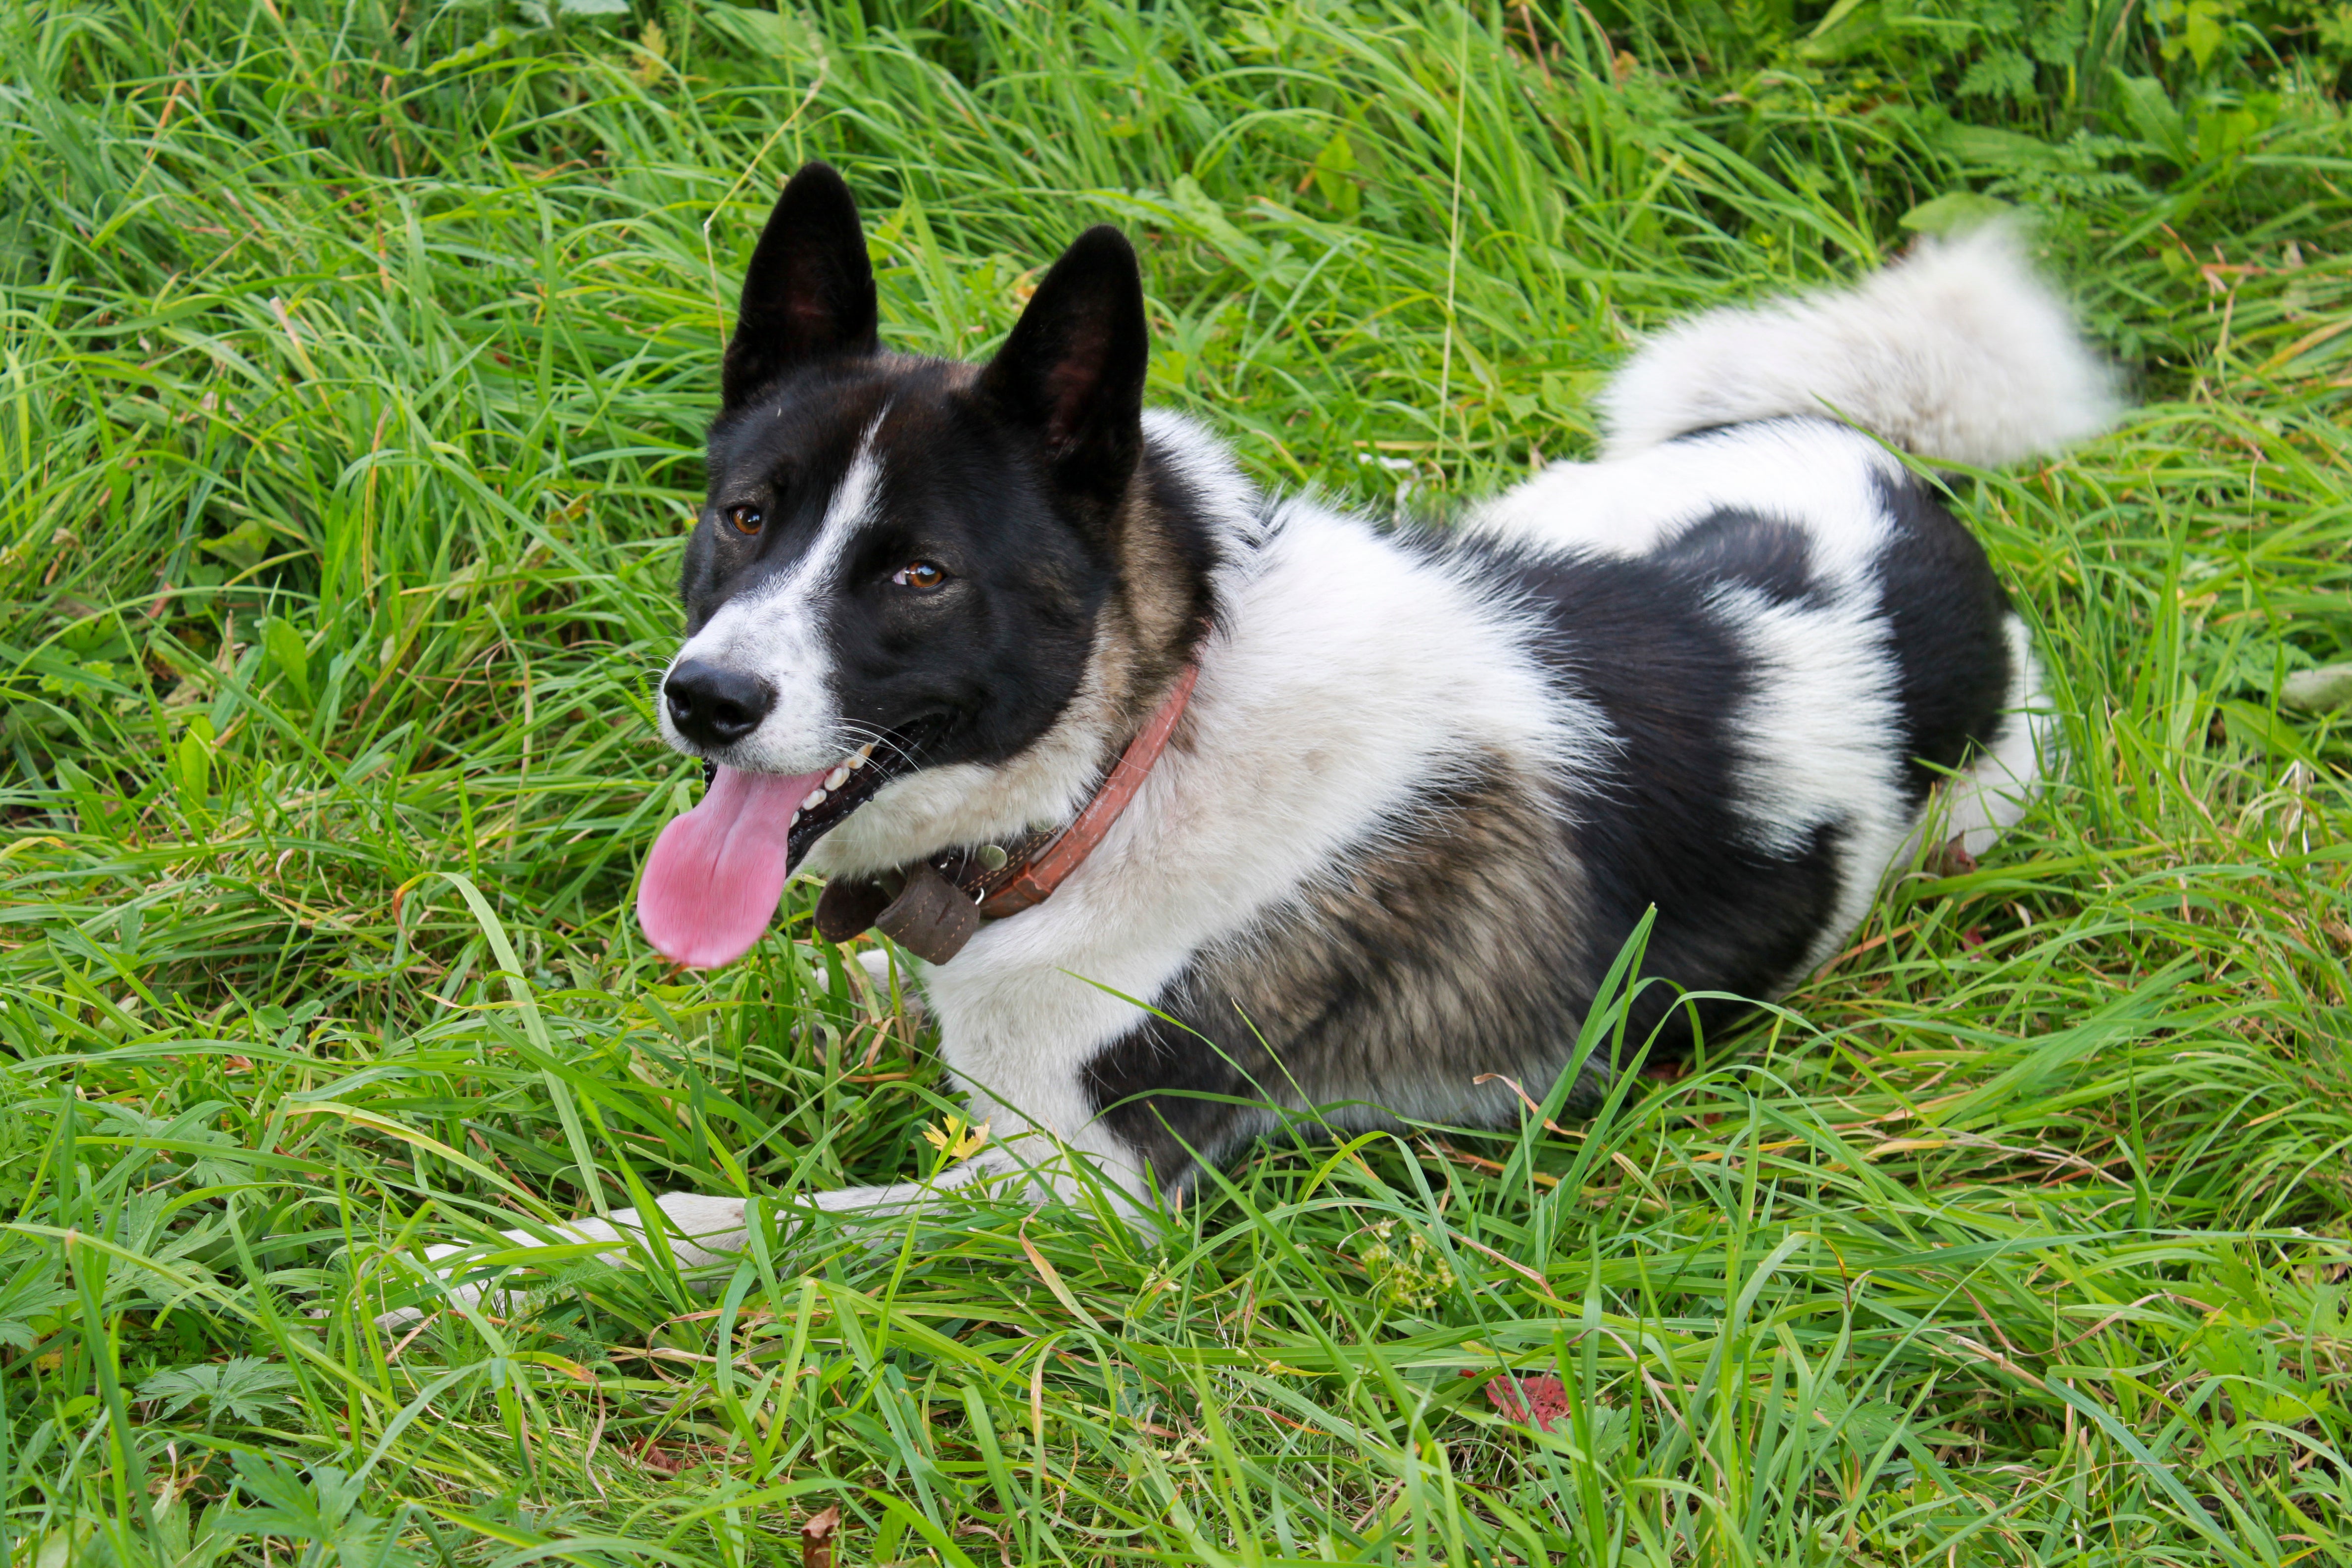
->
[813, 659, 1201, 964]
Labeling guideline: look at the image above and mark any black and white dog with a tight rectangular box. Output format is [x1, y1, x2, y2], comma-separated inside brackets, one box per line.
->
[399, 163, 2112, 1310]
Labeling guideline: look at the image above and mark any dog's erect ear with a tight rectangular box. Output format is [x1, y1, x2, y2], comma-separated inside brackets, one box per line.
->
[979, 226, 1148, 506]
[722, 161, 879, 408]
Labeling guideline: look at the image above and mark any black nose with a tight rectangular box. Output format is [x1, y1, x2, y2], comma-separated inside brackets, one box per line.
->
[664, 660, 774, 748]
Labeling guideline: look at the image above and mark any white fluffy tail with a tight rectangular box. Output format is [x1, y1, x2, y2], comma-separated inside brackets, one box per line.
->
[1598, 225, 2118, 466]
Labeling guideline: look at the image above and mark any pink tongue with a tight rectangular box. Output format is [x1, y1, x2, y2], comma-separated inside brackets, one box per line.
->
[638, 764, 830, 969]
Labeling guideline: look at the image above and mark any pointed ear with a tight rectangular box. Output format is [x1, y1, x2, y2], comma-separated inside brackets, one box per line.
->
[722, 161, 879, 408]
[979, 226, 1148, 504]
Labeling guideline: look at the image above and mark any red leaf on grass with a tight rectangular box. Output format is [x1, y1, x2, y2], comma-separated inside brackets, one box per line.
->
[1485, 1372, 1571, 1431]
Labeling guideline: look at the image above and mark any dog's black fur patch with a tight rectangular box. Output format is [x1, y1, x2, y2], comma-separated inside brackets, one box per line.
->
[1873, 469, 2014, 802]
[1497, 534, 1854, 1057]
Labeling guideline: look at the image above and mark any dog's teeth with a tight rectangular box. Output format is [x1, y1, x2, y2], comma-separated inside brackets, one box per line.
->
[825, 766, 849, 790]
[801, 787, 827, 810]
[851, 743, 874, 768]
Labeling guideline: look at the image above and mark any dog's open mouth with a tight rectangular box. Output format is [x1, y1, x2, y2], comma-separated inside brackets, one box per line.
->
[638, 720, 941, 970]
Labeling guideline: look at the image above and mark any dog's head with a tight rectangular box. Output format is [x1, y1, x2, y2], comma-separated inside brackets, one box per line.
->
[638, 161, 1189, 969]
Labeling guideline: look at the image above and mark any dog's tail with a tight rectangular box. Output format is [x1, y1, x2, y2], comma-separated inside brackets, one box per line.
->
[1597, 224, 2118, 466]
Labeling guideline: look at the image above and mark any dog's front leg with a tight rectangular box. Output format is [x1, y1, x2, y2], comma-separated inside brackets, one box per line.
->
[377, 1129, 1148, 1327]
[377, 1192, 754, 1326]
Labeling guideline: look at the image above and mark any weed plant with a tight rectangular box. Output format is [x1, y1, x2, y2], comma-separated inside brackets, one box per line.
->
[3, 0, 2351, 1563]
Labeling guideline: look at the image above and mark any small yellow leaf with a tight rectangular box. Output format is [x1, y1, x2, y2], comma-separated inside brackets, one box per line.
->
[922, 1116, 990, 1162]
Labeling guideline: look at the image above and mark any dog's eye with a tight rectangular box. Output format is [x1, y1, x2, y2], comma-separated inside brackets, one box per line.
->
[725, 504, 763, 536]
[892, 560, 948, 590]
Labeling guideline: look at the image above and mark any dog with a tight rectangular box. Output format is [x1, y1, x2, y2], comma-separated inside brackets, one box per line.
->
[389, 162, 2112, 1318]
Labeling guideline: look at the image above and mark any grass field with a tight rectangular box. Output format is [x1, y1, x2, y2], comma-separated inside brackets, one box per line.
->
[4, 0, 2352, 1563]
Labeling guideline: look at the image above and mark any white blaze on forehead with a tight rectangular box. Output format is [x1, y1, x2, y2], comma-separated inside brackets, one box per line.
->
[661, 410, 889, 774]
[818, 432, 884, 546]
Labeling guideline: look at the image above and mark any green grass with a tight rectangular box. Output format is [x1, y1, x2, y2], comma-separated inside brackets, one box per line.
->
[3, 0, 2351, 1563]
